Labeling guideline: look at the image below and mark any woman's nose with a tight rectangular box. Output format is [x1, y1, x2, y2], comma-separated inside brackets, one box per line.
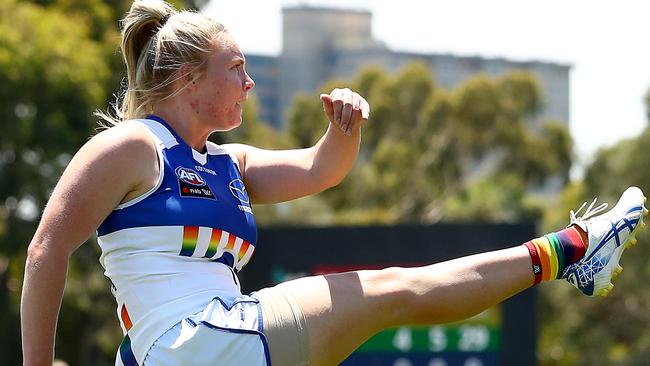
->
[244, 72, 255, 91]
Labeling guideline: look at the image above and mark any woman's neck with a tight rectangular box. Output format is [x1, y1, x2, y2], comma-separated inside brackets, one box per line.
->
[152, 100, 211, 151]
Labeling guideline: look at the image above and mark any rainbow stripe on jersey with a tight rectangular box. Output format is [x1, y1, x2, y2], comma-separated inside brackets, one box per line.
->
[180, 226, 255, 271]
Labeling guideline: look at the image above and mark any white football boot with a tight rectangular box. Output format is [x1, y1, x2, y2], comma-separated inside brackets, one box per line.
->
[561, 187, 648, 296]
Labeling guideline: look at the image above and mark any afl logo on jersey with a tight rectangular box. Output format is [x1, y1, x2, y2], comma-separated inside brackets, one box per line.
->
[176, 166, 216, 200]
[175, 167, 206, 186]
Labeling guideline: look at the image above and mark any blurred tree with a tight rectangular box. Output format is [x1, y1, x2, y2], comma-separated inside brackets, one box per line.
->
[538, 112, 650, 365]
[279, 62, 650, 366]
[184, 0, 209, 9]
[285, 63, 572, 225]
[287, 92, 330, 148]
[0, 1, 114, 363]
[0, 0, 205, 364]
[645, 88, 650, 123]
[0, 0, 583, 363]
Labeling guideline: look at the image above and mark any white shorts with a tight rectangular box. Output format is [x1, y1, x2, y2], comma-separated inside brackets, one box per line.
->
[117, 288, 310, 366]
[139, 295, 270, 366]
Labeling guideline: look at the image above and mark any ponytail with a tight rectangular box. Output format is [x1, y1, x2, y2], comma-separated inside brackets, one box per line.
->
[95, 0, 225, 127]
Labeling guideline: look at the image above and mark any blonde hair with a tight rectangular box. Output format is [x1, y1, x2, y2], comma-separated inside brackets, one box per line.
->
[96, 0, 226, 126]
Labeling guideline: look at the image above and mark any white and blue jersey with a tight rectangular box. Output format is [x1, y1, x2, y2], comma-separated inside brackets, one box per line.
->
[97, 116, 268, 365]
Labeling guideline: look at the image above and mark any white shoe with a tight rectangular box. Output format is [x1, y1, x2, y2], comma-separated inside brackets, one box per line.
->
[561, 187, 648, 296]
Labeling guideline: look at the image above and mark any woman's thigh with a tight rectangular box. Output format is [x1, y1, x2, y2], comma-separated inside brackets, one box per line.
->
[260, 268, 407, 366]
[261, 248, 533, 366]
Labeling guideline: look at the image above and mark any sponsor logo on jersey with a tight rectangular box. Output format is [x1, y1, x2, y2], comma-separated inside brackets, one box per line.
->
[194, 165, 217, 176]
[175, 167, 207, 186]
[175, 166, 216, 200]
[229, 179, 252, 213]
[229, 179, 250, 204]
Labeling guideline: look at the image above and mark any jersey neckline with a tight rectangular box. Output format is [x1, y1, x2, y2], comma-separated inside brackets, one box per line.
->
[146, 114, 209, 159]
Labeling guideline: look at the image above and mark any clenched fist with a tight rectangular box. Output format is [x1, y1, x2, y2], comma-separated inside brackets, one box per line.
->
[320, 88, 370, 136]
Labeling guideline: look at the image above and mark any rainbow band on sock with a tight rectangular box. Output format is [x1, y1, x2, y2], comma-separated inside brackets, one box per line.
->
[542, 237, 559, 279]
[536, 238, 551, 281]
[526, 237, 560, 281]
[524, 227, 587, 285]
[557, 227, 586, 264]
[534, 238, 553, 281]
[545, 233, 566, 279]
[524, 241, 543, 284]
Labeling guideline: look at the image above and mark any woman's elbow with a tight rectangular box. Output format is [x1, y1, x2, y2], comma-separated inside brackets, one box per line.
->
[316, 173, 346, 193]
[25, 242, 48, 271]
[25, 240, 68, 271]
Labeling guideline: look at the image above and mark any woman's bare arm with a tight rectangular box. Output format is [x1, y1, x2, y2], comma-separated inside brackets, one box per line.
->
[226, 89, 370, 204]
[21, 123, 158, 366]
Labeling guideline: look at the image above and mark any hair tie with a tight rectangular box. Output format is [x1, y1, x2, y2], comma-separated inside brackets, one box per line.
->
[159, 13, 171, 27]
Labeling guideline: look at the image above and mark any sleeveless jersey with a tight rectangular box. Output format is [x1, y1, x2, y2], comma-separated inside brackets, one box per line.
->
[96, 115, 258, 365]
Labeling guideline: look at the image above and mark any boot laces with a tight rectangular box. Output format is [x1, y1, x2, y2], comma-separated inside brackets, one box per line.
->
[570, 197, 608, 224]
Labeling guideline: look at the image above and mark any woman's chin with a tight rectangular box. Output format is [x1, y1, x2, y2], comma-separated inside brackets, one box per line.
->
[216, 117, 242, 132]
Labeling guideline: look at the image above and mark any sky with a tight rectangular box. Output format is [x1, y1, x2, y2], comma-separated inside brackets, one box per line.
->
[205, 0, 650, 170]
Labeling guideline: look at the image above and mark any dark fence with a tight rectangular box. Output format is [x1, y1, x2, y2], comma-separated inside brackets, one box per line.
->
[240, 223, 537, 366]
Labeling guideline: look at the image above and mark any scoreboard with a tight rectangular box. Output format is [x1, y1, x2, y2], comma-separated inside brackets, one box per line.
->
[242, 224, 537, 366]
[343, 309, 501, 366]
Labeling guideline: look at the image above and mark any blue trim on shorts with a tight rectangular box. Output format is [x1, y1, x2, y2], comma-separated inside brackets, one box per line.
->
[186, 317, 198, 327]
[210, 295, 259, 311]
[119, 334, 139, 366]
[250, 292, 271, 365]
[249, 291, 265, 333]
[259, 331, 273, 366]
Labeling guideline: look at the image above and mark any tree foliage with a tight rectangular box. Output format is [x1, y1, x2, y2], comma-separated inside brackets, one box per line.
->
[0, 1, 201, 364]
[11, 1, 644, 365]
[537, 96, 650, 365]
[0, 1, 121, 363]
[283, 63, 572, 224]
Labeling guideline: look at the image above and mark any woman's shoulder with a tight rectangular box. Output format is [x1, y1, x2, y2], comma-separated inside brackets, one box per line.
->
[78, 121, 158, 168]
[92, 120, 156, 150]
[218, 143, 252, 171]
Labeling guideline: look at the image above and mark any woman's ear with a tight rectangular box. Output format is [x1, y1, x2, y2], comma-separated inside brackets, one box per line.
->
[177, 64, 197, 91]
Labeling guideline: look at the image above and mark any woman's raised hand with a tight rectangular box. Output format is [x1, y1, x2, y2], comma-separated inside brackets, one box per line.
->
[320, 88, 370, 136]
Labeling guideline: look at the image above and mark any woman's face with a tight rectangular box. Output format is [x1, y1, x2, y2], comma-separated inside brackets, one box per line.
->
[190, 31, 255, 131]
